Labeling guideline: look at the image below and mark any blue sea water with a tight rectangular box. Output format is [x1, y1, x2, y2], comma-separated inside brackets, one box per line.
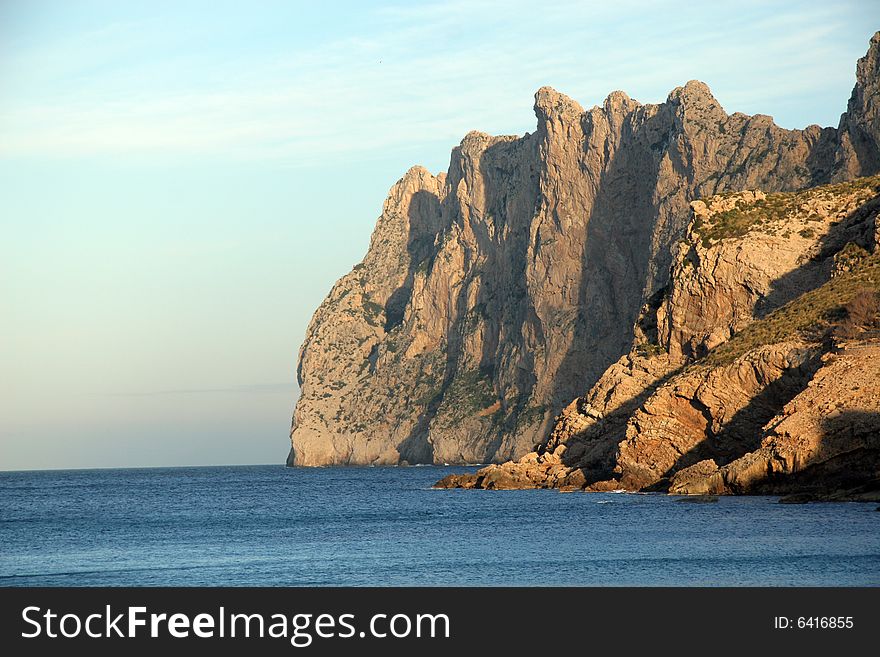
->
[0, 465, 877, 586]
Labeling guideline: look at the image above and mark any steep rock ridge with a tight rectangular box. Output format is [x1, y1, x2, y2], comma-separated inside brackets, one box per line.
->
[835, 32, 880, 180]
[290, 166, 448, 465]
[669, 342, 880, 497]
[436, 174, 880, 491]
[291, 33, 880, 467]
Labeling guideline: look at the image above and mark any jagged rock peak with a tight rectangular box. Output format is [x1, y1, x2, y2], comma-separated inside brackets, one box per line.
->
[458, 129, 498, 155]
[383, 165, 440, 209]
[602, 89, 638, 114]
[845, 31, 879, 117]
[401, 164, 435, 183]
[857, 30, 880, 85]
[667, 79, 718, 106]
[832, 31, 880, 180]
[534, 86, 585, 120]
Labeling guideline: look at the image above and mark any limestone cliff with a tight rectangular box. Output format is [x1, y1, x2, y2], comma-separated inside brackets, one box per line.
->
[436, 175, 880, 494]
[290, 32, 880, 467]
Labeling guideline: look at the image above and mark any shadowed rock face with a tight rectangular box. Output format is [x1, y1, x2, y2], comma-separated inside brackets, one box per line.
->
[836, 32, 880, 180]
[290, 33, 880, 467]
[669, 343, 880, 498]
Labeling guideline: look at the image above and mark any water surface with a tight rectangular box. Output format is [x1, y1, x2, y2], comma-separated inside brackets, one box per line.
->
[1, 465, 877, 586]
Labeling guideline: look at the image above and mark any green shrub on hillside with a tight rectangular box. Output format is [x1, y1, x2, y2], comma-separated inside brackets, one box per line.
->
[693, 174, 880, 247]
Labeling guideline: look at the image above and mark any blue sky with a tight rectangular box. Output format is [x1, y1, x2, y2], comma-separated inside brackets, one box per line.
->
[1, 1, 877, 470]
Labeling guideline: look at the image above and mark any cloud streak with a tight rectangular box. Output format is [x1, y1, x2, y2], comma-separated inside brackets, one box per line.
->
[0, 1, 874, 164]
[101, 383, 298, 397]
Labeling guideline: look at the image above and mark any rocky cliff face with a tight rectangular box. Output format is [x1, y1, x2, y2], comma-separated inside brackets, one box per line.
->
[290, 32, 880, 468]
[436, 175, 880, 494]
[669, 342, 880, 498]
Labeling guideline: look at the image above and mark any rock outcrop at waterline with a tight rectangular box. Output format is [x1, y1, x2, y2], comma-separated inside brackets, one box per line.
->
[668, 341, 880, 498]
[290, 32, 880, 468]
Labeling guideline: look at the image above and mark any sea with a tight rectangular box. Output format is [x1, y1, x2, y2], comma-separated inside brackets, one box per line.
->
[0, 465, 878, 586]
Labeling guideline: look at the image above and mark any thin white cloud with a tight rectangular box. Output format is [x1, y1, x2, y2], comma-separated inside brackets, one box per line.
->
[103, 383, 297, 396]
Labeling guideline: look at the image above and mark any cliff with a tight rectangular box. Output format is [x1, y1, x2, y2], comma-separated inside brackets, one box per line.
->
[290, 32, 880, 469]
[436, 175, 880, 495]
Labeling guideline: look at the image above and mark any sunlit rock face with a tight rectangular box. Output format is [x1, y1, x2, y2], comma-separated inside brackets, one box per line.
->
[290, 33, 880, 468]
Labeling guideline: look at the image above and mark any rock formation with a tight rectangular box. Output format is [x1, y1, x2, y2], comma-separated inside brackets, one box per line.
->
[669, 342, 880, 499]
[290, 32, 880, 471]
[436, 175, 880, 495]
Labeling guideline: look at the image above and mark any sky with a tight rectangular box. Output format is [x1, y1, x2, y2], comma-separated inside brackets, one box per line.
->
[0, 0, 877, 471]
